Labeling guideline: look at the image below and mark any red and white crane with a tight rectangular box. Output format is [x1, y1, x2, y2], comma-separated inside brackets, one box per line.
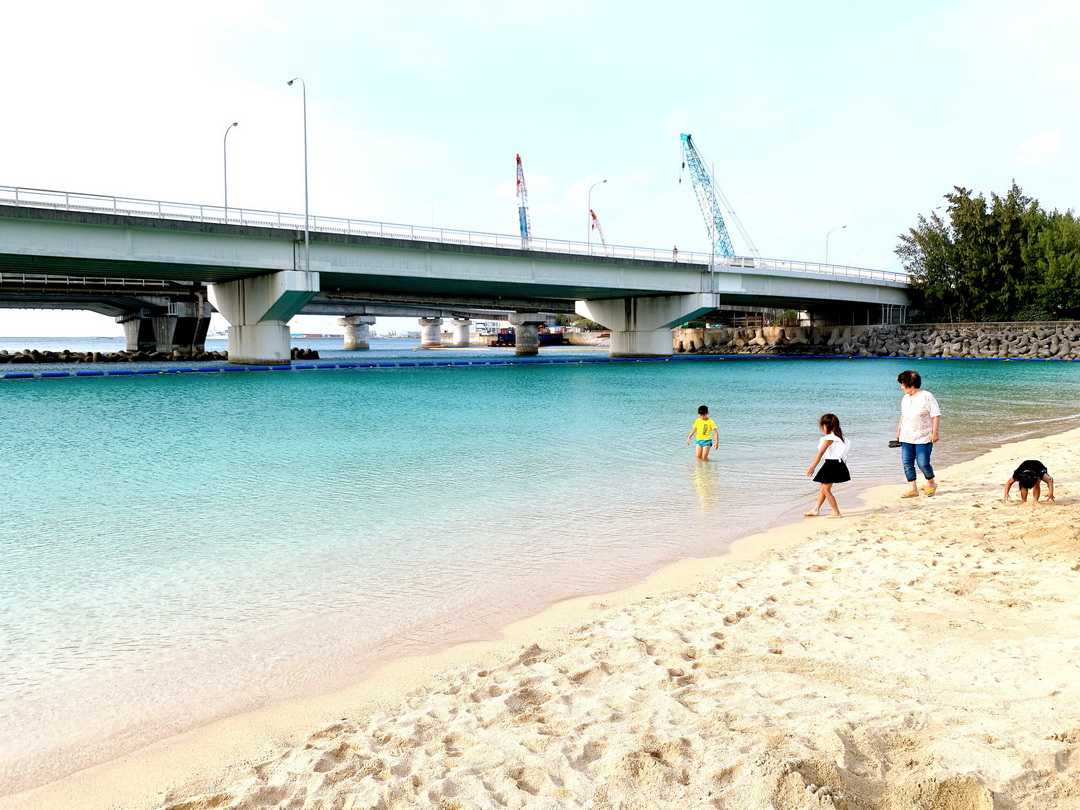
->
[589, 208, 608, 254]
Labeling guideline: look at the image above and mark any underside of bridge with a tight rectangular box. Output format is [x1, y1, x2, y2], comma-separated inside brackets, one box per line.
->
[0, 276, 212, 354]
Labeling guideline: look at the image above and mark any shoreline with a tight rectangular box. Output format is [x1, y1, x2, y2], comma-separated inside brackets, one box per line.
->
[6, 426, 1080, 809]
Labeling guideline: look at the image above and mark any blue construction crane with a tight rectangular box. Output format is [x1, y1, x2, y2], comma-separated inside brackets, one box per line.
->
[680, 133, 759, 260]
[515, 154, 531, 248]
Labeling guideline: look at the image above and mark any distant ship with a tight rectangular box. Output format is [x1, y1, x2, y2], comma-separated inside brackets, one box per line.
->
[290, 333, 344, 339]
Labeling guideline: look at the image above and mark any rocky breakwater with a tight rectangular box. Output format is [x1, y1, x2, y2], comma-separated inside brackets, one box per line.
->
[0, 346, 321, 364]
[675, 325, 838, 355]
[674, 322, 1080, 360]
[878, 323, 1080, 359]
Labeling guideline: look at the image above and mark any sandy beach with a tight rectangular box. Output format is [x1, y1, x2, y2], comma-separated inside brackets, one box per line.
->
[7, 427, 1080, 810]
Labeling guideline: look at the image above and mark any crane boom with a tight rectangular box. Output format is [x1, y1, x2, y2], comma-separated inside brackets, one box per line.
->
[680, 133, 736, 259]
[515, 154, 531, 248]
[589, 208, 607, 253]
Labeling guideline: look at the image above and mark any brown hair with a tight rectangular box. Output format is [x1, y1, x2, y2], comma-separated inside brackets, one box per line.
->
[897, 370, 922, 389]
[819, 413, 844, 441]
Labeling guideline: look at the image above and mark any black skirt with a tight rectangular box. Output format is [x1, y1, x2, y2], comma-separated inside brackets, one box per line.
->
[814, 459, 851, 484]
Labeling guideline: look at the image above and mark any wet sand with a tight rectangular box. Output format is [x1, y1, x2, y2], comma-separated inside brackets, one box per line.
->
[5, 428, 1080, 809]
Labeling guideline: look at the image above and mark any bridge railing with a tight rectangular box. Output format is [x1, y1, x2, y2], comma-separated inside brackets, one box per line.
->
[0, 185, 718, 264]
[0, 271, 176, 288]
[0, 185, 907, 284]
[716, 257, 907, 284]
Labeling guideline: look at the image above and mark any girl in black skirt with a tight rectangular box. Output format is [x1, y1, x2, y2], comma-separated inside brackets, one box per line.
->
[804, 413, 850, 519]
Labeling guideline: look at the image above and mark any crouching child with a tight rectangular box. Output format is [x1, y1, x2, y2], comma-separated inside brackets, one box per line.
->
[1003, 459, 1055, 503]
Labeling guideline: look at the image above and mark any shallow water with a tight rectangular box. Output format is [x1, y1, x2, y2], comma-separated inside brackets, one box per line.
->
[3, 346, 1080, 790]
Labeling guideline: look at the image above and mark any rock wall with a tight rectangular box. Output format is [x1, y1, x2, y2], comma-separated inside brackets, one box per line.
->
[0, 347, 320, 365]
[674, 322, 1080, 360]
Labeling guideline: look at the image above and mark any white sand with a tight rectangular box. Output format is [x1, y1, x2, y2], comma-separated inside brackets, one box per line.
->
[6, 429, 1080, 810]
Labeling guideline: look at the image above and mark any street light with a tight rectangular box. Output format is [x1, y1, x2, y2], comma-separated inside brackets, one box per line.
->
[587, 179, 607, 253]
[825, 225, 846, 266]
[223, 121, 238, 222]
[287, 77, 309, 272]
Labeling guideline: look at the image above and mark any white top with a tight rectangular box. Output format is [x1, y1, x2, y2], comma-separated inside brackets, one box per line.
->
[899, 389, 941, 444]
[819, 432, 849, 461]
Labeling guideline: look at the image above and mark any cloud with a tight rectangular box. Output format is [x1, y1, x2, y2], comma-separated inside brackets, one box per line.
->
[1017, 130, 1063, 168]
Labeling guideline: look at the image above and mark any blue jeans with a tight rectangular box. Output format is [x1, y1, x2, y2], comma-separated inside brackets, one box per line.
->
[901, 442, 935, 482]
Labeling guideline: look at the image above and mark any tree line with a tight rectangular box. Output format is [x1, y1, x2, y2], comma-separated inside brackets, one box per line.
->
[896, 182, 1080, 322]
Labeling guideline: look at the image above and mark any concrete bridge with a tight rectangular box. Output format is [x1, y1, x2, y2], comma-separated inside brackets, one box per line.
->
[0, 186, 909, 363]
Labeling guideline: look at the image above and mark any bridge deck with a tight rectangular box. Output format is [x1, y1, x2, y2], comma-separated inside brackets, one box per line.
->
[0, 186, 909, 314]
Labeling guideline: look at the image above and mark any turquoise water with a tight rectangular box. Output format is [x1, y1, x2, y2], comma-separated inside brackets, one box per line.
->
[3, 351, 1080, 790]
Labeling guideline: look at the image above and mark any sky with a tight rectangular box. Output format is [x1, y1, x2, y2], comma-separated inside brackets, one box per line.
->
[2, 0, 1077, 336]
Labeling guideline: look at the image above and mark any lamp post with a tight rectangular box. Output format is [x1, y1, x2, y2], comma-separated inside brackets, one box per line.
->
[223, 121, 238, 222]
[587, 179, 607, 253]
[825, 225, 846, 266]
[287, 77, 309, 272]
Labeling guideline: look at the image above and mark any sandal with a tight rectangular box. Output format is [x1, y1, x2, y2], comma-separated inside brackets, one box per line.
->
[901, 491, 919, 499]
[923, 487, 937, 497]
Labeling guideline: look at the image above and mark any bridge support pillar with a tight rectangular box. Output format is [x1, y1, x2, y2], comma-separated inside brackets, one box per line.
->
[118, 310, 157, 353]
[209, 270, 319, 365]
[577, 294, 722, 357]
[339, 315, 376, 350]
[508, 313, 546, 355]
[419, 317, 443, 348]
[154, 299, 212, 355]
[450, 318, 471, 347]
[117, 298, 212, 355]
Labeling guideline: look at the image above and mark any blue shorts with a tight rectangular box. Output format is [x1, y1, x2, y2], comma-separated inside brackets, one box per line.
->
[696, 439, 714, 447]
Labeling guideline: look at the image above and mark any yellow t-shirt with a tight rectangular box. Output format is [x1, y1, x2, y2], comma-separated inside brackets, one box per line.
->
[694, 417, 717, 441]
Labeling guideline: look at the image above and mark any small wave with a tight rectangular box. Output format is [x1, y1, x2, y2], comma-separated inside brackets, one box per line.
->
[1013, 413, 1080, 426]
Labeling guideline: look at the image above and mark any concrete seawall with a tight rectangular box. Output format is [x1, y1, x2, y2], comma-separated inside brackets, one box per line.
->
[674, 322, 1080, 360]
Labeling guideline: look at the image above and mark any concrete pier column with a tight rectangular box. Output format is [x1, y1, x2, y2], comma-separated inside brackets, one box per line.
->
[514, 323, 540, 355]
[209, 270, 319, 365]
[118, 309, 156, 352]
[339, 315, 376, 350]
[419, 317, 443, 348]
[153, 299, 212, 355]
[577, 293, 722, 357]
[450, 318, 471, 347]
[508, 313, 546, 356]
[116, 297, 211, 354]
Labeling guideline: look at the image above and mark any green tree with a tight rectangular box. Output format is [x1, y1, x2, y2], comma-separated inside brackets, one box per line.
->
[944, 186, 993, 320]
[984, 182, 1042, 319]
[1027, 211, 1080, 318]
[897, 182, 1050, 322]
[896, 210, 956, 321]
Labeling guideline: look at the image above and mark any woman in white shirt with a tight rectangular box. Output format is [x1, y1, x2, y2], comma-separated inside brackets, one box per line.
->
[895, 369, 941, 498]
[805, 413, 850, 518]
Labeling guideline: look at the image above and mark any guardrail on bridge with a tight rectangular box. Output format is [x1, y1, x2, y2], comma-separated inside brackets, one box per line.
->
[0, 185, 908, 285]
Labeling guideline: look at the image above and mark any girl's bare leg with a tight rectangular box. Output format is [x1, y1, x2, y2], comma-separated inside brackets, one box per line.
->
[823, 484, 842, 517]
[805, 487, 827, 517]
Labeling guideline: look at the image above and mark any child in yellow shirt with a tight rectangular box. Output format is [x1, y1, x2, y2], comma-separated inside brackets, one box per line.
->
[685, 405, 719, 460]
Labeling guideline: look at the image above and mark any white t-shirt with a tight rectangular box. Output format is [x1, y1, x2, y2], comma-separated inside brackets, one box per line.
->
[819, 433, 849, 461]
[899, 390, 941, 444]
